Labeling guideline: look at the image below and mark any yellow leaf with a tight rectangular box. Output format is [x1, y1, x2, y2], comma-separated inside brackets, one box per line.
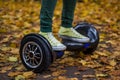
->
[96, 73, 108, 77]
[52, 71, 60, 77]
[23, 30, 31, 35]
[58, 76, 67, 80]
[95, 51, 109, 56]
[8, 72, 21, 77]
[70, 78, 78, 80]
[52, 70, 66, 77]
[1, 47, 11, 51]
[75, 52, 85, 58]
[100, 33, 106, 42]
[59, 57, 74, 64]
[105, 66, 114, 70]
[15, 65, 25, 71]
[79, 60, 87, 66]
[84, 0, 89, 3]
[0, 28, 7, 33]
[23, 71, 35, 79]
[82, 10, 89, 17]
[109, 60, 116, 66]
[91, 54, 99, 59]
[82, 75, 95, 78]
[15, 21, 23, 27]
[24, 22, 32, 28]
[8, 56, 18, 62]
[10, 43, 17, 48]
[15, 75, 25, 80]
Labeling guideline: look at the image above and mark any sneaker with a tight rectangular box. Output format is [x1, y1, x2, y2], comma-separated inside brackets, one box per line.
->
[40, 32, 66, 51]
[58, 26, 90, 43]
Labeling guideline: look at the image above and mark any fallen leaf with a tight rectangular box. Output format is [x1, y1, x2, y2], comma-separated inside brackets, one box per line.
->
[52, 71, 61, 77]
[74, 72, 81, 75]
[96, 73, 108, 77]
[91, 54, 99, 59]
[100, 57, 108, 64]
[77, 66, 88, 71]
[52, 70, 66, 77]
[8, 56, 18, 62]
[0, 28, 7, 33]
[43, 75, 51, 78]
[49, 67, 57, 71]
[70, 77, 78, 80]
[8, 71, 21, 77]
[110, 70, 120, 76]
[15, 65, 25, 71]
[82, 75, 95, 78]
[23, 71, 36, 79]
[79, 60, 87, 66]
[58, 76, 67, 80]
[0, 66, 12, 73]
[10, 43, 17, 48]
[109, 59, 116, 66]
[15, 75, 25, 80]
[95, 51, 109, 57]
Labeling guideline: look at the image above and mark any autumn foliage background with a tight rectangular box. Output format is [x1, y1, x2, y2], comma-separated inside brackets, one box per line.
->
[0, 0, 120, 80]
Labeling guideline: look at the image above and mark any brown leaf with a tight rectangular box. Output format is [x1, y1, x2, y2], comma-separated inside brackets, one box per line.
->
[0, 66, 12, 73]
[49, 67, 57, 71]
[43, 75, 51, 78]
[8, 71, 22, 77]
[110, 70, 120, 76]
[77, 66, 88, 71]
[100, 57, 108, 64]
[52, 71, 61, 77]
[52, 70, 66, 77]
[74, 72, 81, 75]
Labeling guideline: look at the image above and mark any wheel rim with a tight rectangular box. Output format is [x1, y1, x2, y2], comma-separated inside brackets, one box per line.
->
[22, 41, 43, 68]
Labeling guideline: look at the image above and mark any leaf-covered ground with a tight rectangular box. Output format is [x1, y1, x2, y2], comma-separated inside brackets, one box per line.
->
[0, 0, 120, 80]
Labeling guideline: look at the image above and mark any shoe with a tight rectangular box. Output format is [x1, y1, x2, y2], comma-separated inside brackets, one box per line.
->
[58, 26, 90, 43]
[40, 32, 66, 51]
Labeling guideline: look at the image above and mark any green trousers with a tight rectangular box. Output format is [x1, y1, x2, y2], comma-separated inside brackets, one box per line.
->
[40, 0, 77, 32]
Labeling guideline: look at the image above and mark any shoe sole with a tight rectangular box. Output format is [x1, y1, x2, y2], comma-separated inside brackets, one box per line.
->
[52, 46, 66, 51]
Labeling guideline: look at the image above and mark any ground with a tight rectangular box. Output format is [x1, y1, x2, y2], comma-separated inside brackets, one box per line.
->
[0, 0, 120, 80]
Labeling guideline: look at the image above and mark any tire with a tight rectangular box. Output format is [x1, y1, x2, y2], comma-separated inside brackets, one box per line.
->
[83, 41, 99, 54]
[74, 22, 99, 54]
[19, 33, 53, 73]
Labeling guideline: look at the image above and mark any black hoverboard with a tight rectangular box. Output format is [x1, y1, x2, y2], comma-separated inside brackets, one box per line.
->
[19, 22, 99, 73]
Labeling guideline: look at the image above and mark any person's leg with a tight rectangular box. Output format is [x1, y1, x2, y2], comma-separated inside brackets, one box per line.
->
[40, 0, 66, 51]
[59, 0, 90, 43]
[40, 0, 57, 32]
[61, 0, 77, 28]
